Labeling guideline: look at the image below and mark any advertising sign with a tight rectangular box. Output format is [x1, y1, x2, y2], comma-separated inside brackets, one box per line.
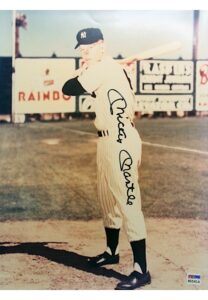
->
[134, 95, 193, 112]
[15, 58, 76, 113]
[136, 60, 194, 111]
[196, 61, 208, 111]
[139, 60, 194, 94]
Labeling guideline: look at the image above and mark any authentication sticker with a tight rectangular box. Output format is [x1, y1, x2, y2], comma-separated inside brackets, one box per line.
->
[187, 273, 201, 285]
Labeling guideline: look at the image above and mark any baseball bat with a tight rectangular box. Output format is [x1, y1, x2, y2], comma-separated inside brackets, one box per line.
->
[118, 41, 182, 65]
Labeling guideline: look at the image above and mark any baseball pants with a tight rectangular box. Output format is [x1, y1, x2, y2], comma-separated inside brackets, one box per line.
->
[97, 124, 147, 242]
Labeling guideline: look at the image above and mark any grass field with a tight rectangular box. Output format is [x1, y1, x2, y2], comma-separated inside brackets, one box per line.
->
[0, 117, 208, 221]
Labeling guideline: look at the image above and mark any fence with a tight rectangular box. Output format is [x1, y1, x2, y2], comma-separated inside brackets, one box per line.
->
[0, 57, 208, 120]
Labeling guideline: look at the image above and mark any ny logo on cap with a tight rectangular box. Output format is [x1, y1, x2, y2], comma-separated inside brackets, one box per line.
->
[80, 31, 87, 39]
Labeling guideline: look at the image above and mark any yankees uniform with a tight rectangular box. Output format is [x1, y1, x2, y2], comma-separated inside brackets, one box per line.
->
[62, 28, 151, 290]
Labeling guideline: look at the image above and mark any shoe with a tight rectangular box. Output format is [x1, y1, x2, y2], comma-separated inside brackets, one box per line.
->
[88, 251, 119, 267]
[115, 270, 151, 290]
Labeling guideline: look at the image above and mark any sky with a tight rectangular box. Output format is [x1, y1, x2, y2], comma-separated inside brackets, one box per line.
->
[0, 10, 208, 59]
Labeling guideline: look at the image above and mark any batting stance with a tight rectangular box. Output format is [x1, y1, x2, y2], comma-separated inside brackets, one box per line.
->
[62, 28, 151, 290]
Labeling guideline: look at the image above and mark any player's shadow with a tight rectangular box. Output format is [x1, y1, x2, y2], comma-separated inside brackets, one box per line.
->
[0, 242, 127, 282]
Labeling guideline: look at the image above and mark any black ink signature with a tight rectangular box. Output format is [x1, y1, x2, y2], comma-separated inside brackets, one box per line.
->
[119, 149, 135, 205]
[107, 89, 127, 143]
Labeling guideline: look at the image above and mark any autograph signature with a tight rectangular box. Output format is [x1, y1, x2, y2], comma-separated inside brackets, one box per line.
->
[107, 89, 127, 143]
[119, 149, 135, 205]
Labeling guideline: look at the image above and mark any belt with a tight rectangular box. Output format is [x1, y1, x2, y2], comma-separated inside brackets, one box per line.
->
[97, 122, 135, 137]
[97, 130, 109, 137]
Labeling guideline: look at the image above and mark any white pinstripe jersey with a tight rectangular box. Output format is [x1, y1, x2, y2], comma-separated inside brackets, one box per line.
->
[78, 56, 135, 132]
[78, 56, 146, 241]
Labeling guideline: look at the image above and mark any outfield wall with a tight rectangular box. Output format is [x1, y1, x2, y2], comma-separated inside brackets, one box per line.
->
[0, 57, 208, 118]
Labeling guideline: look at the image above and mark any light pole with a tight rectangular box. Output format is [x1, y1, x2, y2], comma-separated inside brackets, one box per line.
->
[192, 10, 200, 115]
[12, 12, 27, 123]
[193, 10, 200, 61]
[15, 13, 27, 57]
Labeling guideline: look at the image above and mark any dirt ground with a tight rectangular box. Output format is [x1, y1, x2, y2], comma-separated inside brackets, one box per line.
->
[0, 119, 208, 291]
[0, 217, 207, 290]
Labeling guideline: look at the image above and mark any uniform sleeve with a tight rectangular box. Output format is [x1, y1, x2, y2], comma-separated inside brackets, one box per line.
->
[78, 62, 104, 94]
[62, 77, 87, 96]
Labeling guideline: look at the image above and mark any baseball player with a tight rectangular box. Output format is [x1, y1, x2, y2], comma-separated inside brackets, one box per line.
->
[62, 28, 151, 290]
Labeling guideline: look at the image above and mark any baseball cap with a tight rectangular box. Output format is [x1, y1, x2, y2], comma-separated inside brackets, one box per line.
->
[75, 28, 104, 49]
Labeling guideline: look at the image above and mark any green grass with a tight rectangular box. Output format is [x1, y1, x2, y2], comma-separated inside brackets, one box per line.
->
[0, 117, 208, 221]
